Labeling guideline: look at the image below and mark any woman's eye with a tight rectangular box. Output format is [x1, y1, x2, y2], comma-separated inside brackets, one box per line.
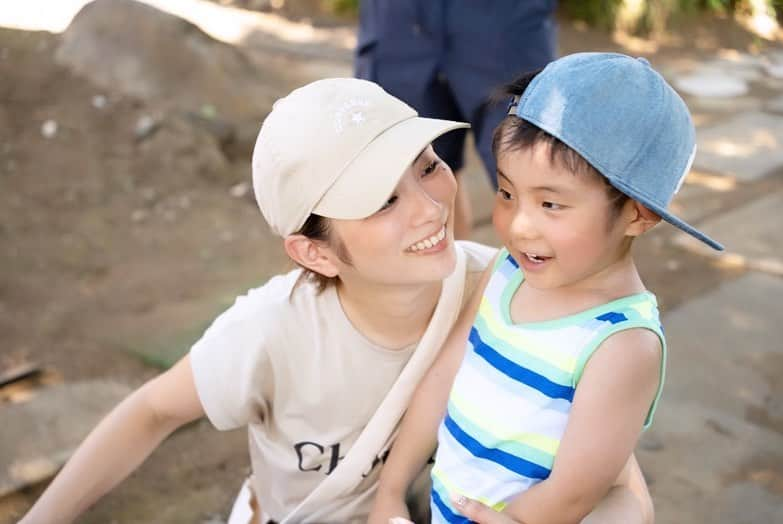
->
[423, 160, 440, 176]
[542, 201, 562, 210]
[498, 188, 513, 201]
[377, 195, 398, 212]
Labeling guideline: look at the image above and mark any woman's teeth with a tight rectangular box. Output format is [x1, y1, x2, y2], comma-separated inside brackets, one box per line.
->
[409, 227, 446, 252]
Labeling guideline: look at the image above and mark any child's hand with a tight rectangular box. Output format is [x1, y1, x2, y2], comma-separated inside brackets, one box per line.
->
[452, 495, 528, 524]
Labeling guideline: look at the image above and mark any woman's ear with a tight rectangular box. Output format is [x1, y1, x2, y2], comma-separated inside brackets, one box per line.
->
[624, 200, 662, 238]
[283, 234, 340, 278]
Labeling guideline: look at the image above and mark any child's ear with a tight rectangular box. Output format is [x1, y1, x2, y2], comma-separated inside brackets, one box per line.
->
[283, 234, 340, 278]
[624, 200, 662, 238]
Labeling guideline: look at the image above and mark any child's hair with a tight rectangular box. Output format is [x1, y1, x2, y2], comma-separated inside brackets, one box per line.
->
[292, 214, 352, 293]
[492, 71, 629, 218]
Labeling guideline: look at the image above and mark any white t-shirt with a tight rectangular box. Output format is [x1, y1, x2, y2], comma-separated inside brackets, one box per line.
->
[190, 241, 496, 522]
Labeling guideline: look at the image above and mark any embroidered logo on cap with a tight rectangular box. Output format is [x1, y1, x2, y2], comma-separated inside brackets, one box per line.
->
[334, 98, 371, 134]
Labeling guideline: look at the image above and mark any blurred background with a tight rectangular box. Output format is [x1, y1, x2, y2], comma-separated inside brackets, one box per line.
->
[1, 1, 781, 522]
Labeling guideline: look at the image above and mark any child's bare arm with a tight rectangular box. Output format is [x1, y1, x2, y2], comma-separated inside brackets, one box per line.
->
[501, 328, 663, 524]
[20, 355, 205, 524]
[368, 259, 496, 524]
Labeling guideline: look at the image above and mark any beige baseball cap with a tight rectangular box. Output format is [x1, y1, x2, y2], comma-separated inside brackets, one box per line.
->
[252, 78, 469, 236]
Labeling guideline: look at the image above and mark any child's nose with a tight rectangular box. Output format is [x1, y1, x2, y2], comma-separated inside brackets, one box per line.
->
[510, 209, 538, 240]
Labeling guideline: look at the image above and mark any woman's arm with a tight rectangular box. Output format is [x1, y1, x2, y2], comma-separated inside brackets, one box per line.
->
[446, 453, 653, 524]
[368, 260, 496, 524]
[20, 355, 205, 524]
[581, 454, 653, 524]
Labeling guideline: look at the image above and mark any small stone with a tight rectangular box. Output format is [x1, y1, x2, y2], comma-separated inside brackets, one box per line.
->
[666, 259, 680, 271]
[763, 61, 783, 79]
[134, 115, 160, 141]
[140, 187, 157, 202]
[675, 73, 749, 98]
[131, 209, 148, 223]
[199, 104, 217, 119]
[41, 120, 58, 139]
[229, 182, 250, 198]
[91, 95, 107, 109]
[179, 195, 191, 209]
[220, 230, 234, 243]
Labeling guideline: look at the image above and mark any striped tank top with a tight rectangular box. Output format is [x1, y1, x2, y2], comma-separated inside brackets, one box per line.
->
[430, 249, 666, 523]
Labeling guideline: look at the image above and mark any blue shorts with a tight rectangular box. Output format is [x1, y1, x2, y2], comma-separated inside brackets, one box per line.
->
[355, 0, 558, 188]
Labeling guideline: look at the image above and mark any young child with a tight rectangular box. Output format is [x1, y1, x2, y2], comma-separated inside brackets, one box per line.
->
[370, 52, 724, 524]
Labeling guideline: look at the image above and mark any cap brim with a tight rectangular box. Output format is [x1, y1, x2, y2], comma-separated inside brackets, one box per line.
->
[635, 196, 724, 251]
[659, 211, 724, 251]
[313, 116, 469, 220]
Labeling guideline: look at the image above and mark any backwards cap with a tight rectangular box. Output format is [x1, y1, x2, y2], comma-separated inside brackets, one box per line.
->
[514, 52, 723, 250]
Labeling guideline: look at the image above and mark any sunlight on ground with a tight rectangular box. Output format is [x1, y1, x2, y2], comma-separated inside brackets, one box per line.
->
[704, 129, 779, 158]
[740, 0, 781, 40]
[0, 0, 91, 32]
[0, 0, 355, 48]
[686, 170, 737, 192]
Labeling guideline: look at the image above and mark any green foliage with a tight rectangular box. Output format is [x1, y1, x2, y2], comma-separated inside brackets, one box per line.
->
[560, 0, 625, 29]
[320, 0, 359, 16]
[562, 0, 780, 33]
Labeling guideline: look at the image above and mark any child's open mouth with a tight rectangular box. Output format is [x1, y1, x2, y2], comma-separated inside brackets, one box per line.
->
[523, 252, 550, 264]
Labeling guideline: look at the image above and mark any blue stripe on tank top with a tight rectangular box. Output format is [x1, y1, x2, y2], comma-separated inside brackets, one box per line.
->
[506, 253, 519, 268]
[431, 485, 474, 524]
[468, 327, 575, 401]
[595, 311, 628, 324]
[443, 413, 551, 480]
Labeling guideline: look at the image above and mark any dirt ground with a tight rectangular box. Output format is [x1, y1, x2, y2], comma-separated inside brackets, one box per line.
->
[0, 2, 780, 522]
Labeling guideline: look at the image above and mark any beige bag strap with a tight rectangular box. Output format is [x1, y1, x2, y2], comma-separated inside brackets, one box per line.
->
[281, 244, 467, 523]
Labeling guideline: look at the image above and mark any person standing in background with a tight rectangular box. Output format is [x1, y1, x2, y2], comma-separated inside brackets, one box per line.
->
[355, 0, 558, 239]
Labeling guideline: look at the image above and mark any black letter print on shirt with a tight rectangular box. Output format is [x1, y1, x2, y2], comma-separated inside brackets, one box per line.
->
[361, 448, 391, 478]
[294, 441, 345, 475]
[294, 441, 324, 472]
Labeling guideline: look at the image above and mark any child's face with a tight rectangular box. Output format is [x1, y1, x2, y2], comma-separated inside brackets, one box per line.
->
[493, 142, 634, 291]
[328, 145, 458, 286]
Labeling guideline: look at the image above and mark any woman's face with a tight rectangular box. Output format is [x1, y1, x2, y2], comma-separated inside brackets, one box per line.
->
[328, 145, 458, 287]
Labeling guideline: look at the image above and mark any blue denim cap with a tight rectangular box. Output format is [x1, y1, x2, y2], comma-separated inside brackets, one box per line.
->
[515, 52, 724, 251]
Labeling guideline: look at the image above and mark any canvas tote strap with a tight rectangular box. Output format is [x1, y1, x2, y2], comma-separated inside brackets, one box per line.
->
[281, 244, 468, 523]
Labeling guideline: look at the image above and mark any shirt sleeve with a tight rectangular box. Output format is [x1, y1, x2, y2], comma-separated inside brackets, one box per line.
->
[189, 276, 291, 430]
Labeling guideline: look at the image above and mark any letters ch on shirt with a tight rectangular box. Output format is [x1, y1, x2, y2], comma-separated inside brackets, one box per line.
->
[293, 440, 391, 477]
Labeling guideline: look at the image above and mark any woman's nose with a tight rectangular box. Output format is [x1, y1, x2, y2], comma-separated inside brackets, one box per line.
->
[411, 184, 443, 225]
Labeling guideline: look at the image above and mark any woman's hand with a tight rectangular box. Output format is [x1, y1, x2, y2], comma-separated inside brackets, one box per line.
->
[451, 496, 527, 524]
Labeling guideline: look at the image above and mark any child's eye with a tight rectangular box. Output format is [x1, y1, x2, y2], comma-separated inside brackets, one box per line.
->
[377, 194, 398, 212]
[423, 160, 440, 176]
[498, 188, 513, 200]
[542, 201, 563, 210]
